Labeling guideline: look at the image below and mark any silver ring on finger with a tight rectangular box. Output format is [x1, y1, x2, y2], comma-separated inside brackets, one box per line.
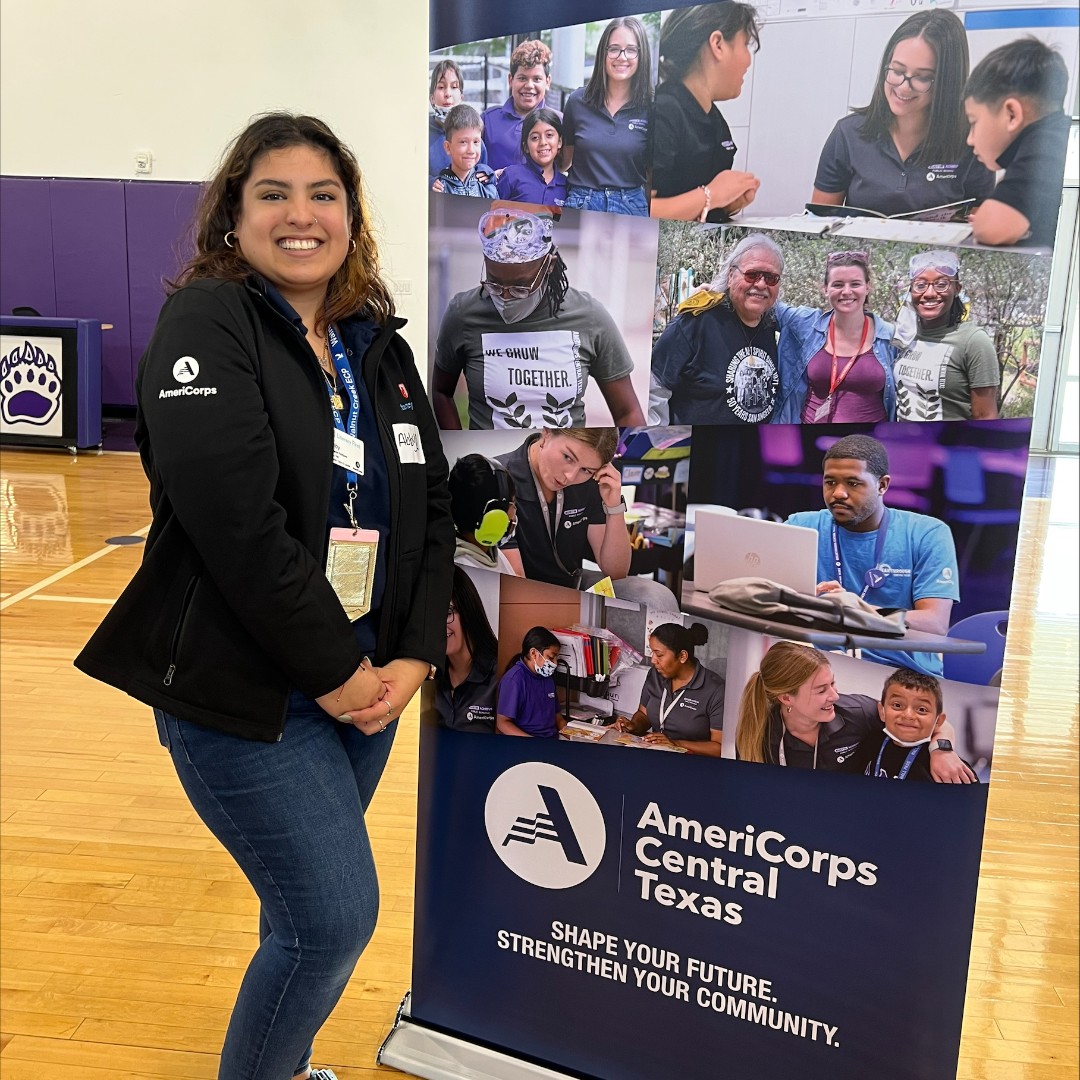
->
[385, 699, 393, 717]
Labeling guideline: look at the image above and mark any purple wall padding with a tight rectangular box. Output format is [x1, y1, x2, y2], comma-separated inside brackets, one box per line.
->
[0, 177, 57, 316]
[126, 182, 202, 389]
[50, 179, 134, 407]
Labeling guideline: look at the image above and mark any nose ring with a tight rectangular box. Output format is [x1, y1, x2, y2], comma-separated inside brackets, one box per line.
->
[313, 216, 319, 226]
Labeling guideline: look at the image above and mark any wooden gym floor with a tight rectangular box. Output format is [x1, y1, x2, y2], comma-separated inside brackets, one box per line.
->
[0, 448, 1076, 1079]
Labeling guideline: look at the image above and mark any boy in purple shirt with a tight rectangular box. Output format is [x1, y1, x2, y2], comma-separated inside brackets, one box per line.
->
[496, 627, 565, 738]
[482, 39, 560, 169]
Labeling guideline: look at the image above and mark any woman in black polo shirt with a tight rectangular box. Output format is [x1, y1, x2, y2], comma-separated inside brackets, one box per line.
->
[649, 2, 761, 223]
[615, 623, 724, 756]
[562, 17, 653, 217]
[436, 567, 499, 734]
[811, 10, 993, 218]
[495, 427, 631, 589]
[735, 642, 972, 779]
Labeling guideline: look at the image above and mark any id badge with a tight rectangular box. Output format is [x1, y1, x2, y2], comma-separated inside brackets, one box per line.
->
[812, 396, 832, 423]
[326, 527, 378, 619]
[333, 429, 365, 476]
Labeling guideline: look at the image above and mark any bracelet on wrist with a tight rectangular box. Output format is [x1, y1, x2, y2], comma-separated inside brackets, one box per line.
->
[699, 184, 712, 223]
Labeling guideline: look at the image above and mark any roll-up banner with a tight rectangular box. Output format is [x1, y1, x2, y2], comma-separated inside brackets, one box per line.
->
[382, 1, 1074, 1077]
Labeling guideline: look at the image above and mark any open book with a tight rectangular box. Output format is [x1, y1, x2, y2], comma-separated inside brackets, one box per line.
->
[805, 199, 974, 223]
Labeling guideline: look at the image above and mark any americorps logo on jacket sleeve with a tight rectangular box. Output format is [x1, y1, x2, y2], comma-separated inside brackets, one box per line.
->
[485, 762, 606, 889]
[159, 356, 218, 399]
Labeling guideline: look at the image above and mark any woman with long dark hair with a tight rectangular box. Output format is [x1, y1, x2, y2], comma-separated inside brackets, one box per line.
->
[812, 10, 994, 217]
[562, 16, 653, 216]
[75, 112, 454, 1079]
[437, 567, 500, 733]
[649, 2, 761, 223]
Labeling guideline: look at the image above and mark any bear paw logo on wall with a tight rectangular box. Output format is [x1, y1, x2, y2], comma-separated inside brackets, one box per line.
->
[484, 762, 606, 889]
[0, 342, 62, 426]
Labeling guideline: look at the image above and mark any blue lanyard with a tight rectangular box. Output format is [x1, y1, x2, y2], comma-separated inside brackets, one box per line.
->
[831, 508, 890, 600]
[326, 324, 361, 482]
[873, 735, 922, 780]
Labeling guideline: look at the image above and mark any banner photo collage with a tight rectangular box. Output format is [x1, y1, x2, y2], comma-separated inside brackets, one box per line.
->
[397, 1, 1076, 1078]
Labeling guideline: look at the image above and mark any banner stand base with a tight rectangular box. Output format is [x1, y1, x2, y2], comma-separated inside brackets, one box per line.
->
[378, 993, 577, 1080]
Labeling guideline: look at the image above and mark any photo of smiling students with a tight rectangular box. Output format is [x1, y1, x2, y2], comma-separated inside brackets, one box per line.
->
[650, 2, 761, 224]
[482, 39, 559, 171]
[496, 625, 567, 737]
[496, 108, 568, 208]
[893, 250, 999, 422]
[429, 59, 491, 185]
[562, 17, 654, 217]
[433, 105, 498, 199]
[496, 427, 631, 591]
[437, 567, 500, 734]
[964, 38, 1071, 248]
[811, 10, 994, 219]
[773, 249, 897, 425]
[734, 642, 974, 780]
[430, 198, 654, 430]
[858, 667, 979, 782]
[613, 622, 724, 756]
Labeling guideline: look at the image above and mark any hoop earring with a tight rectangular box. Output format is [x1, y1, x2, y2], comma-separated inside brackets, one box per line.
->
[224, 231, 237, 249]
[350, 238, 357, 254]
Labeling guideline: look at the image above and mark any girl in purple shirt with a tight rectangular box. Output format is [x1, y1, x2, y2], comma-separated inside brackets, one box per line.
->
[496, 108, 569, 208]
[496, 626, 566, 737]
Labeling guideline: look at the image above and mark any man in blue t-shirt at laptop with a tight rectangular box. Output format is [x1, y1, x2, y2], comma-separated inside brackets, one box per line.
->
[787, 434, 959, 677]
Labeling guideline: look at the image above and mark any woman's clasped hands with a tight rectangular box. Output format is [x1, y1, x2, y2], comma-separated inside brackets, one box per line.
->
[317, 657, 431, 736]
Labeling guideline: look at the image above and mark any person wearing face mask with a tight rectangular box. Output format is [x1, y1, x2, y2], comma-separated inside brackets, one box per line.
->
[449, 454, 518, 575]
[613, 622, 724, 756]
[432, 204, 645, 429]
[892, 250, 999, 422]
[495, 427, 631, 589]
[735, 643, 972, 780]
[772, 250, 897, 425]
[857, 668, 978, 782]
[496, 626, 566, 737]
[650, 233, 783, 425]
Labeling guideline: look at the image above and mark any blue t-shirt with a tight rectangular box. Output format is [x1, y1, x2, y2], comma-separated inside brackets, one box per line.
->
[786, 507, 959, 676]
[497, 658, 559, 737]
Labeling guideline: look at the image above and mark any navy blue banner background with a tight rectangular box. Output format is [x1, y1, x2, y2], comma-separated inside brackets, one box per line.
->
[411, 724, 986, 1080]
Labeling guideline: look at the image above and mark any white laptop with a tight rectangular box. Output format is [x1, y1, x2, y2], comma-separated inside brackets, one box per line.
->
[692, 509, 819, 596]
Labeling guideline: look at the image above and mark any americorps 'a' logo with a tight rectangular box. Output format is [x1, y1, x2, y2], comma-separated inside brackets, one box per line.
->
[485, 763, 605, 889]
[172, 357, 200, 384]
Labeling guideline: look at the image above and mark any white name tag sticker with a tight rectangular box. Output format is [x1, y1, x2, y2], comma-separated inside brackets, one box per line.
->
[392, 423, 426, 464]
[333, 428, 365, 475]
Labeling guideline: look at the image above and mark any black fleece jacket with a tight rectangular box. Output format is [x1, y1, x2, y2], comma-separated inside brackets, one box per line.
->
[75, 278, 454, 741]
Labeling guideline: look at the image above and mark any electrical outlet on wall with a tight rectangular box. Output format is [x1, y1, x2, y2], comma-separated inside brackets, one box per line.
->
[134, 150, 153, 175]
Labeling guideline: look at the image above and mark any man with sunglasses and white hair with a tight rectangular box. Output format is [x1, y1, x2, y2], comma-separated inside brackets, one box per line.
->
[892, 249, 999, 421]
[650, 232, 783, 424]
[432, 204, 645, 430]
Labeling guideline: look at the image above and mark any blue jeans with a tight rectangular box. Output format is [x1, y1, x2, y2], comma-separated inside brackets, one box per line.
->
[565, 184, 648, 216]
[155, 691, 397, 1079]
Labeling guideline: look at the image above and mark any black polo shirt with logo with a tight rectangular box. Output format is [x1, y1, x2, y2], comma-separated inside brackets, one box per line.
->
[496, 434, 605, 589]
[435, 648, 498, 734]
[763, 693, 881, 771]
[649, 80, 737, 224]
[814, 113, 994, 217]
